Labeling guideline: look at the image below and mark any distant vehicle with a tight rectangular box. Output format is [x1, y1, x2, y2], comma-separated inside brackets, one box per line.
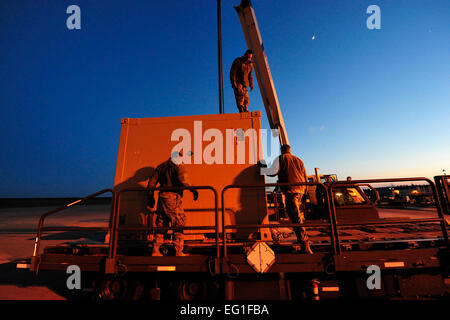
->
[410, 192, 435, 207]
[376, 190, 412, 208]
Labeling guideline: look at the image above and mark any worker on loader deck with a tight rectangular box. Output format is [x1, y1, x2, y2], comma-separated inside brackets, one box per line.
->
[147, 151, 199, 256]
[230, 49, 254, 113]
[262, 145, 313, 254]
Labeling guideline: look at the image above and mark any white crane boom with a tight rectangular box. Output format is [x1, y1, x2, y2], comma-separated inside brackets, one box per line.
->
[235, 0, 289, 146]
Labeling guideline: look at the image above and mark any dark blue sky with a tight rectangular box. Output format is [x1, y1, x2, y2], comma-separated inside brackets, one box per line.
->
[1, 1, 449, 197]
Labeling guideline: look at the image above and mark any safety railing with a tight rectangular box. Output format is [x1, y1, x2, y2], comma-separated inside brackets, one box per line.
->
[266, 190, 285, 222]
[30, 178, 449, 274]
[107, 185, 220, 263]
[221, 182, 336, 257]
[328, 177, 450, 253]
[30, 188, 115, 272]
[434, 175, 450, 216]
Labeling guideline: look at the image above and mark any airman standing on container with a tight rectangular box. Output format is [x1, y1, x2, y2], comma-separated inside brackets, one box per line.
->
[230, 49, 254, 113]
[147, 151, 198, 256]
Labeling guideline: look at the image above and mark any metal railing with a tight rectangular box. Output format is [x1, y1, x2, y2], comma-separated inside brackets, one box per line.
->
[328, 177, 450, 251]
[435, 175, 450, 216]
[30, 177, 450, 274]
[107, 186, 220, 264]
[30, 188, 114, 272]
[221, 182, 336, 257]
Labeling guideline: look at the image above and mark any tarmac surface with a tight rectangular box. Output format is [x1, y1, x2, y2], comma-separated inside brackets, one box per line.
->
[0, 204, 110, 300]
[0, 204, 447, 300]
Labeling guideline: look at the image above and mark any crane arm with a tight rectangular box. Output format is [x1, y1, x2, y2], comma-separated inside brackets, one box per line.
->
[235, 0, 289, 146]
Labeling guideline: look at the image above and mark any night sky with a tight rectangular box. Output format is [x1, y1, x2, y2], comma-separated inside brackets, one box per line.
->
[1, 0, 449, 197]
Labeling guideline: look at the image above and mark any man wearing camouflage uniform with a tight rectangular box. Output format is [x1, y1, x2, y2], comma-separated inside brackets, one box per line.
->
[147, 152, 198, 256]
[230, 49, 254, 113]
[265, 145, 313, 254]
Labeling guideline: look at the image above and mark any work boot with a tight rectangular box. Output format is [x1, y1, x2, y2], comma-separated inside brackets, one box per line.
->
[300, 241, 313, 254]
[174, 235, 188, 256]
[294, 227, 313, 254]
[152, 234, 164, 256]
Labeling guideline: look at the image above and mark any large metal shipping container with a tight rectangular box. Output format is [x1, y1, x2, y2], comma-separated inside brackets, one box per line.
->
[113, 111, 271, 241]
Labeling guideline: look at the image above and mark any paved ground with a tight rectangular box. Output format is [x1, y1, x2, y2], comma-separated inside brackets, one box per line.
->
[0, 204, 110, 263]
[0, 204, 110, 300]
[0, 204, 447, 300]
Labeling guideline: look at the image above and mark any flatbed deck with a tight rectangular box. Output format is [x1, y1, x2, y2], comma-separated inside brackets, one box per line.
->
[25, 177, 450, 299]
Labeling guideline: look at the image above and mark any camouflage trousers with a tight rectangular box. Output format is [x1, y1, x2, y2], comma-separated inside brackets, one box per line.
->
[233, 83, 249, 113]
[155, 192, 186, 241]
[284, 192, 309, 244]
